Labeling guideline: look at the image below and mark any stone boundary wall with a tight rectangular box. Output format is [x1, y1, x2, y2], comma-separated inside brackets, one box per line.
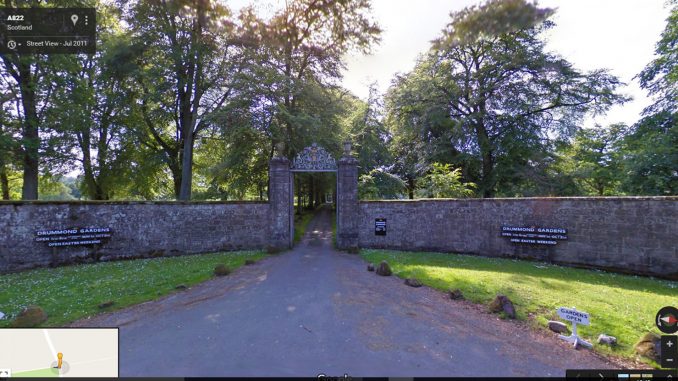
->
[0, 201, 270, 274]
[358, 197, 678, 280]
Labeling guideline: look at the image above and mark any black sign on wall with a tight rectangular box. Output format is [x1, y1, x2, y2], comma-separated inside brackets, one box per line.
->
[375, 218, 386, 236]
[35, 227, 112, 248]
[501, 226, 568, 246]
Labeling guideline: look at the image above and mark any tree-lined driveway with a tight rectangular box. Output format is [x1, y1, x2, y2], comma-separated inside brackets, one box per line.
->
[74, 208, 618, 377]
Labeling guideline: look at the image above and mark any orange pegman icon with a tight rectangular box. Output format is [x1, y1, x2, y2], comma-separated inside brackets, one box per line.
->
[57, 353, 63, 369]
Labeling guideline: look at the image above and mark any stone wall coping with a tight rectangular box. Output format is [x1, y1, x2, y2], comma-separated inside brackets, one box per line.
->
[360, 196, 678, 203]
[0, 200, 269, 206]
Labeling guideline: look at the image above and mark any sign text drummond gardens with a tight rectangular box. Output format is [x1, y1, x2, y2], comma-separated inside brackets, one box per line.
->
[501, 226, 568, 245]
[35, 227, 113, 247]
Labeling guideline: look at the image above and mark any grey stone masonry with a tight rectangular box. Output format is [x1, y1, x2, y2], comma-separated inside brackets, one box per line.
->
[0, 201, 270, 274]
[337, 155, 359, 250]
[269, 157, 292, 250]
[358, 197, 678, 280]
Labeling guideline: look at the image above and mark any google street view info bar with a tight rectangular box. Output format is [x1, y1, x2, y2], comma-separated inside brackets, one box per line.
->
[0, 8, 96, 54]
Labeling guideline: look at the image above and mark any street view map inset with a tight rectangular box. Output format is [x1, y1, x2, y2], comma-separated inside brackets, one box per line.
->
[0, 328, 118, 378]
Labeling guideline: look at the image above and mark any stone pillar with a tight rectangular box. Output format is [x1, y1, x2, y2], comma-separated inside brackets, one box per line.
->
[337, 152, 359, 250]
[269, 157, 292, 250]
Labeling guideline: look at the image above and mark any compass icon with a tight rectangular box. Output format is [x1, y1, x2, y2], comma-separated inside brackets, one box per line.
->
[656, 306, 678, 334]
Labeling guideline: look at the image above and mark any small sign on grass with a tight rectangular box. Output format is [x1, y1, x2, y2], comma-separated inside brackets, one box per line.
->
[557, 306, 592, 349]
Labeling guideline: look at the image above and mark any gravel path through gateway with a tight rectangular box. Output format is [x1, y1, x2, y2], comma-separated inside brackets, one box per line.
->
[73, 207, 619, 377]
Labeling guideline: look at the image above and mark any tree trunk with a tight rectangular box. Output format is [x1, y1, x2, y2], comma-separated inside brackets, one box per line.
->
[267, 141, 275, 201]
[19, 64, 39, 200]
[315, 184, 321, 208]
[311, 176, 315, 208]
[171, 163, 182, 199]
[480, 152, 495, 198]
[475, 122, 495, 198]
[82, 147, 108, 200]
[82, 157, 98, 200]
[176, 1, 204, 201]
[80, 127, 101, 200]
[408, 178, 415, 199]
[1, 2, 39, 199]
[95, 115, 111, 200]
[178, 127, 194, 200]
[177, 63, 196, 201]
[0, 164, 9, 200]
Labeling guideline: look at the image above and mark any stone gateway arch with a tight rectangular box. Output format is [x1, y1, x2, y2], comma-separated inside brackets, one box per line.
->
[268, 143, 358, 250]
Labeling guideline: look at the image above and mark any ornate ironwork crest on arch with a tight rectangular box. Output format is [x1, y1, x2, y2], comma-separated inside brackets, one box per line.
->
[290, 143, 337, 172]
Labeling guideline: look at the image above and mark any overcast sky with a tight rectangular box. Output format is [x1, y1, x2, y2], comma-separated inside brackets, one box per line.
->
[232, 0, 671, 127]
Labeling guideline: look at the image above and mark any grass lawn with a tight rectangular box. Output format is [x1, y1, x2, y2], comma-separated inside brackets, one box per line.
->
[361, 249, 677, 366]
[0, 250, 267, 327]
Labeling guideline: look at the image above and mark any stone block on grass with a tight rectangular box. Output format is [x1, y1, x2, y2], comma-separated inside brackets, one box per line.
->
[11, 306, 47, 327]
[488, 294, 516, 319]
[375, 261, 392, 276]
[449, 289, 464, 300]
[548, 320, 569, 334]
[597, 334, 617, 346]
[98, 300, 115, 309]
[404, 278, 423, 287]
[214, 264, 231, 276]
[634, 332, 660, 361]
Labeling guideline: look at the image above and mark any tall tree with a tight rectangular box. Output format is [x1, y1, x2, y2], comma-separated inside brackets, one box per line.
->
[358, 169, 406, 200]
[621, 1, 678, 195]
[556, 124, 626, 196]
[258, 0, 381, 157]
[619, 112, 677, 195]
[0, 88, 18, 199]
[637, 0, 677, 116]
[345, 83, 391, 175]
[0, 0, 50, 199]
[388, 0, 627, 197]
[123, 0, 243, 199]
[385, 66, 472, 198]
[416, 163, 476, 198]
[46, 4, 135, 200]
